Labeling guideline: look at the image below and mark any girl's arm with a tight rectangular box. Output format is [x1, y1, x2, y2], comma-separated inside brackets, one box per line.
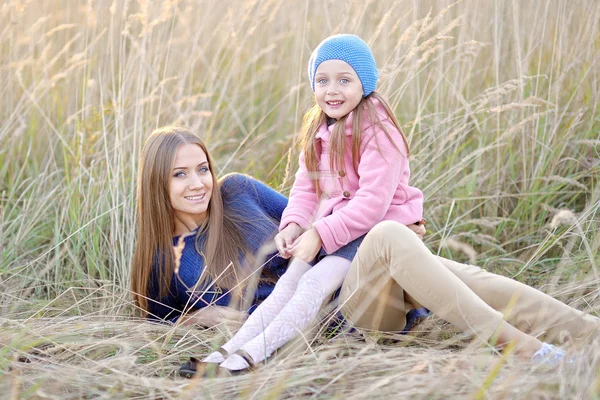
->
[313, 120, 422, 254]
[279, 151, 319, 231]
[408, 223, 426, 239]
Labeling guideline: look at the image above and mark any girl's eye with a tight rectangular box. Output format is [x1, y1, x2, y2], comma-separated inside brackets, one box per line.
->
[340, 78, 349, 84]
[317, 78, 327, 85]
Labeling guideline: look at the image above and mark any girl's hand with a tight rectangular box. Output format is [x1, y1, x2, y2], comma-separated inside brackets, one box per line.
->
[275, 223, 303, 259]
[288, 228, 322, 262]
[407, 222, 426, 240]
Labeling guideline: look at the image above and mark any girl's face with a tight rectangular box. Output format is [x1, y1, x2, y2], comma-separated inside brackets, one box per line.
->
[314, 59, 364, 120]
[169, 143, 213, 233]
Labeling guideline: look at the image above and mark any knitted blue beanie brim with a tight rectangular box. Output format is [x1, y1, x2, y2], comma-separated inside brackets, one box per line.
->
[308, 34, 378, 97]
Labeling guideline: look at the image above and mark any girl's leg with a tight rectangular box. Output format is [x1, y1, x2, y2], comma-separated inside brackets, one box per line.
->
[220, 256, 351, 370]
[339, 221, 547, 357]
[437, 257, 600, 344]
[203, 258, 312, 363]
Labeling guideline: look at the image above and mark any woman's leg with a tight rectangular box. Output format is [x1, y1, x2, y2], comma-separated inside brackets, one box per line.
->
[437, 257, 600, 344]
[338, 249, 410, 332]
[203, 258, 312, 363]
[220, 256, 351, 370]
[339, 221, 548, 357]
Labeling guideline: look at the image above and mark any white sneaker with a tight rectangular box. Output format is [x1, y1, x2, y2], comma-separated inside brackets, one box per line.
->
[531, 342, 574, 366]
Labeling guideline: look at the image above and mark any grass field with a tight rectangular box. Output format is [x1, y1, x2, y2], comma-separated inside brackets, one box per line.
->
[1, 0, 599, 398]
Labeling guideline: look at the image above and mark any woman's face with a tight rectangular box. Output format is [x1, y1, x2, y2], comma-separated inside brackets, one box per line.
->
[169, 143, 213, 232]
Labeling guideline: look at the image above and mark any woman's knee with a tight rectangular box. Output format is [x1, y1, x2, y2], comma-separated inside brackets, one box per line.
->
[364, 221, 423, 252]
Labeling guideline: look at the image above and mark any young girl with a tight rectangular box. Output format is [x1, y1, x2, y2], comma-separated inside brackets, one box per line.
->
[202, 33, 427, 372]
[198, 34, 599, 374]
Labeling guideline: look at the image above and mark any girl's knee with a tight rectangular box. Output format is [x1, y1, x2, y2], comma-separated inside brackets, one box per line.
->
[283, 258, 312, 278]
[276, 261, 309, 288]
[296, 273, 325, 296]
[301, 257, 350, 294]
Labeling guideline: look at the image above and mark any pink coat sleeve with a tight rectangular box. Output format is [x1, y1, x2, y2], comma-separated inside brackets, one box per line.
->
[313, 121, 418, 253]
[279, 151, 318, 231]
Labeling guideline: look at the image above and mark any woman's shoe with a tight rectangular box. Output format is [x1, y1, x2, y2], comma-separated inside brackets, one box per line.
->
[531, 342, 574, 366]
[401, 308, 431, 334]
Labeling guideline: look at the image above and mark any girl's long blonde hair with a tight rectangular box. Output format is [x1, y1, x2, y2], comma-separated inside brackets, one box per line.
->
[131, 126, 250, 317]
[299, 91, 410, 196]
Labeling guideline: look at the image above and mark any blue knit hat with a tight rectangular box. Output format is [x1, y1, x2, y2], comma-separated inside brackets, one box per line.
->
[308, 34, 379, 97]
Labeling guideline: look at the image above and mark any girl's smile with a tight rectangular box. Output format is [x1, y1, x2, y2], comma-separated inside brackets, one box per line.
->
[314, 59, 364, 120]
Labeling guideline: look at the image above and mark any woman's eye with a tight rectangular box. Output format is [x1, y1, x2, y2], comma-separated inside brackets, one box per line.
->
[198, 166, 209, 173]
[174, 171, 185, 178]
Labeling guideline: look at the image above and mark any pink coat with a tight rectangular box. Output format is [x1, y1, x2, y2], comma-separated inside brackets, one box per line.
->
[280, 98, 424, 254]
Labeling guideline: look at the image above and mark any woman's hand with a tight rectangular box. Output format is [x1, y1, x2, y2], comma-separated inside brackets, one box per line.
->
[275, 223, 303, 259]
[180, 306, 248, 328]
[288, 228, 322, 262]
[407, 222, 426, 240]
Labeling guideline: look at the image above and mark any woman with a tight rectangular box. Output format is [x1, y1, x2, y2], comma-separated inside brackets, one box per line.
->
[131, 126, 599, 376]
[131, 126, 289, 326]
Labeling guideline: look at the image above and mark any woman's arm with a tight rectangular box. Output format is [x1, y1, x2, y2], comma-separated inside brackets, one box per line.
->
[146, 234, 235, 323]
[179, 305, 248, 327]
[220, 173, 288, 221]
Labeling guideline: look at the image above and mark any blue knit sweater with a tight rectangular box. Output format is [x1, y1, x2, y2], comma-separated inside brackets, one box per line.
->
[147, 173, 289, 323]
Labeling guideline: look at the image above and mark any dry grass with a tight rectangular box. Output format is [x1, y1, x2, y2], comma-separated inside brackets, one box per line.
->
[1, 0, 600, 398]
[2, 296, 600, 399]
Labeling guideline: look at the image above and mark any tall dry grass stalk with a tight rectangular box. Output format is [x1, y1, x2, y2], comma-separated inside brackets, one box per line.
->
[1, 0, 599, 398]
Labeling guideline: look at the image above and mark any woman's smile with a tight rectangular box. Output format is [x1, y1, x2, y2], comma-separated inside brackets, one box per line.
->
[185, 194, 206, 201]
[169, 143, 214, 233]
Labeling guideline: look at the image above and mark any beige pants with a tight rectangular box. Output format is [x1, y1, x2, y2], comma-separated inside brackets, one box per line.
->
[340, 221, 599, 344]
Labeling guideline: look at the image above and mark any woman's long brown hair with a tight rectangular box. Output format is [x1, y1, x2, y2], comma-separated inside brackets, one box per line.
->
[131, 126, 249, 317]
[299, 92, 410, 196]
